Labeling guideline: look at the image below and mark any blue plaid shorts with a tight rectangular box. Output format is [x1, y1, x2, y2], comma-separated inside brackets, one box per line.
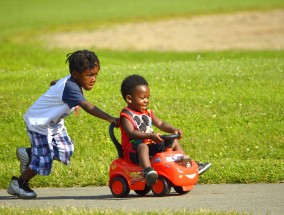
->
[27, 128, 74, 176]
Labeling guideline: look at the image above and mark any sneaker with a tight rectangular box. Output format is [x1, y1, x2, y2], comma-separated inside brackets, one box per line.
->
[197, 162, 212, 175]
[7, 176, 37, 199]
[143, 167, 158, 186]
[17, 147, 31, 174]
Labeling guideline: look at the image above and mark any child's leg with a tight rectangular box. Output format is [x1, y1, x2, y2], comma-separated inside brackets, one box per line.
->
[27, 130, 53, 176]
[19, 168, 37, 181]
[52, 129, 74, 165]
[136, 143, 151, 169]
[7, 128, 52, 199]
[172, 139, 185, 154]
[138, 143, 161, 186]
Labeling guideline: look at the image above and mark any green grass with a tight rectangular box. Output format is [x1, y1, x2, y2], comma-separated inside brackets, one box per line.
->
[1, 0, 284, 38]
[0, 0, 283, 214]
[0, 207, 250, 215]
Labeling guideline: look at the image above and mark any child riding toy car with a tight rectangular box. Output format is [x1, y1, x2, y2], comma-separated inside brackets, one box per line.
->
[108, 123, 199, 197]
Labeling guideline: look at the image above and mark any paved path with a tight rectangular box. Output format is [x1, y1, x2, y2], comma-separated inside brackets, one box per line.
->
[0, 184, 283, 214]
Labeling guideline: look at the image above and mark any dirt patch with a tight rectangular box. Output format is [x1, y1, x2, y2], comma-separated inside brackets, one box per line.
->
[45, 10, 284, 51]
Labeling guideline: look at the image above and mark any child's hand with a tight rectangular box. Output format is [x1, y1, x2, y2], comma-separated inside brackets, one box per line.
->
[111, 117, 120, 128]
[173, 128, 183, 139]
[151, 133, 164, 143]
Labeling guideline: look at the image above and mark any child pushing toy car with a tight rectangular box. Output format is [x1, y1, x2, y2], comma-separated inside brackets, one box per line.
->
[7, 50, 119, 199]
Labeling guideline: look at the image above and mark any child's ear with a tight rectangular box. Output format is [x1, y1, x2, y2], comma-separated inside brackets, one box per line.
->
[126, 95, 132, 103]
[71, 71, 79, 79]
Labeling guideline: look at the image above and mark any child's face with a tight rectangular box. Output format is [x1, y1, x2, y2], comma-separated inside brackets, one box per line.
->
[127, 85, 150, 112]
[72, 66, 99, 91]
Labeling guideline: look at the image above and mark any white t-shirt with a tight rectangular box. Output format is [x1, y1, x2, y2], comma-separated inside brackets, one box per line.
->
[24, 75, 86, 135]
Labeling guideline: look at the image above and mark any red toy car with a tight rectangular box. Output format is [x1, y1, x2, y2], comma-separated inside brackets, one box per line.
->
[108, 123, 199, 197]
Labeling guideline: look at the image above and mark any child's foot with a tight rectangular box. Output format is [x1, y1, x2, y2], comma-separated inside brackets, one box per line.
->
[7, 176, 37, 199]
[143, 167, 158, 186]
[197, 162, 211, 175]
[17, 147, 31, 173]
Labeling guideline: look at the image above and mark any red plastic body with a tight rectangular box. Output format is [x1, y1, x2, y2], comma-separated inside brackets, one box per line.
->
[109, 148, 199, 196]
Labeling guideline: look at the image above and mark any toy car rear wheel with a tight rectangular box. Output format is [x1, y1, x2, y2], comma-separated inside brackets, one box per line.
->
[134, 186, 151, 196]
[110, 176, 130, 198]
[151, 176, 171, 197]
[174, 186, 190, 195]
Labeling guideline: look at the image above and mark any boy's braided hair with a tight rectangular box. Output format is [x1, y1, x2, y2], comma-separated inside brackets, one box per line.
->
[121, 74, 148, 101]
[66, 50, 100, 74]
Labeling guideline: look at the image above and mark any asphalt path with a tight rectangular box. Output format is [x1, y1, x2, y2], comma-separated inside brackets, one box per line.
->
[0, 184, 283, 214]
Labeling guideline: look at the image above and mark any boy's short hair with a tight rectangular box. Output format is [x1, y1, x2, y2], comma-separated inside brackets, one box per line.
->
[121, 74, 148, 101]
[66, 50, 100, 74]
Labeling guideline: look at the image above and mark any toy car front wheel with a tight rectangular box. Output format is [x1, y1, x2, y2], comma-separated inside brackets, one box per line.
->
[152, 176, 171, 197]
[110, 176, 130, 198]
[134, 186, 151, 196]
[174, 186, 190, 195]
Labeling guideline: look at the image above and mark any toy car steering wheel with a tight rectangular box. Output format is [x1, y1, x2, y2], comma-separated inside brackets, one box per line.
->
[159, 133, 180, 148]
[159, 133, 181, 140]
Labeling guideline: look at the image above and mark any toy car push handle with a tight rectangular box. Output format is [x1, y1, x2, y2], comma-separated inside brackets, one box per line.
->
[109, 123, 124, 158]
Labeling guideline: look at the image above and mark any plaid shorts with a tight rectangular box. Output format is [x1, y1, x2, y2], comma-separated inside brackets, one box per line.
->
[27, 128, 74, 176]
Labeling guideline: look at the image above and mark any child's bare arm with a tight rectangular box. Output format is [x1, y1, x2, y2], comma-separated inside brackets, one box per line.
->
[121, 117, 163, 143]
[79, 100, 119, 127]
[152, 115, 183, 138]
